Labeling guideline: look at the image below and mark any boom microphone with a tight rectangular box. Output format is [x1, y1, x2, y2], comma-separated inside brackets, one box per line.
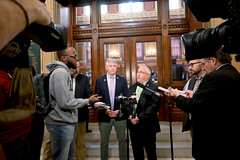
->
[136, 82, 162, 97]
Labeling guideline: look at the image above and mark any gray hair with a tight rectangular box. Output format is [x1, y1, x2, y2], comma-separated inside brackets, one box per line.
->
[138, 64, 152, 74]
[105, 58, 117, 66]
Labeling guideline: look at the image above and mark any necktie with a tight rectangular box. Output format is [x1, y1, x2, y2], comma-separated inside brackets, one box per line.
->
[110, 76, 115, 110]
[136, 86, 143, 102]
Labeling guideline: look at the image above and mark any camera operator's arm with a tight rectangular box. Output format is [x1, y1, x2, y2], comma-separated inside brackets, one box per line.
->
[0, 0, 51, 50]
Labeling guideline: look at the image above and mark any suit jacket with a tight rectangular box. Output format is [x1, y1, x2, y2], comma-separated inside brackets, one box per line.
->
[75, 73, 92, 122]
[95, 74, 128, 122]
[182, 76, 197, 132]
[127, 80, 161, 133]
[175, 64, 240, 159]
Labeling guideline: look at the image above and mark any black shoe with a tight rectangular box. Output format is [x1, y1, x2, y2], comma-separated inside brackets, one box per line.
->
[86, 129, 92, 133]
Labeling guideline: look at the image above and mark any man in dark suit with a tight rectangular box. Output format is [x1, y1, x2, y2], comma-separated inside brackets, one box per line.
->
[167, 49, 240, 160]
[95, 58, 128, 160]
[127, 64, 161, 160]
[71, 60, 92, 160]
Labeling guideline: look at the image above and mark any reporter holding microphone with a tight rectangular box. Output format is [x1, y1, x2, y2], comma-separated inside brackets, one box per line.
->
[165, 48, 240, 160]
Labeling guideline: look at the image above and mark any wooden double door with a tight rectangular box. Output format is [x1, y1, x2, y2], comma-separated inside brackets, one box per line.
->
[87, 35, 184, 122]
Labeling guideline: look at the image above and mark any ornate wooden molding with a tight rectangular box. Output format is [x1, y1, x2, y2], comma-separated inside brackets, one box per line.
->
[99, 25, 162, 33]
[73, 29, 92, 35]
[73, 23, 190, 39]
[168, 24, 189, 29]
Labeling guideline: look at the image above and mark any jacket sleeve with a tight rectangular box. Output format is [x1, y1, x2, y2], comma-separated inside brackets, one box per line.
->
[122, 78, 128, 96]
[94, 78, 99, 94]
[84, 76, 92, 98]
[175, 74, 216, 113]
[51, 69, 89, 110]
[137, 85, 161, 121]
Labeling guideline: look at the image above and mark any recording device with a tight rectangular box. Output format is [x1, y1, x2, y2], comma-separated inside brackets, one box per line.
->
[97, 96, 103, 99]
[182, 0, 240, 61]
[136, 82, 162, 97]
[23, 22, 68, 52]
[157, 86, 185, 95]
[168, 87, 186, 96]
[24, 0, 68, 52]
[131, 93, 137, 119]
[1, 0, 68, 55]
[94, 102, 110, 110]
[115, 93, 137, 117]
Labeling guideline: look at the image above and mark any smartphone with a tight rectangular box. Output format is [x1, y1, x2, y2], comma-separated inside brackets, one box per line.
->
[97, 96, 103, 99]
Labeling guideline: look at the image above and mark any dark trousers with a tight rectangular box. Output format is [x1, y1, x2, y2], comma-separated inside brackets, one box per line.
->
[27, 115, 45, 160]
[2, 138, 29, 160]
[130, 128, 157, 160]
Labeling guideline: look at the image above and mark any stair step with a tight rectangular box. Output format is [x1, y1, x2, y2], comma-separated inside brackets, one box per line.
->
[85, 142, 192, 158]
[85, 158, 194, 160]
[85, 121, 193, 158]
[85, 132, 192, 142]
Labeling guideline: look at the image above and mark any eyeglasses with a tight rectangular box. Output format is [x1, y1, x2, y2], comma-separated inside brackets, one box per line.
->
[187, 62, 201, 67]
[201, 59, 211, 65]
[137, 71, 149, 75]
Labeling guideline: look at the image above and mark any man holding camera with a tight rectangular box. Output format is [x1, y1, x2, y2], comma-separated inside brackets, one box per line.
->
[166, 48, 240, 159]
[95, 58, 128, 160]
[127, 64, 161, 160]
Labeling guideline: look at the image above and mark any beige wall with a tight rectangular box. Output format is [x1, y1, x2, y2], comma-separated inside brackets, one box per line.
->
[41, 0, 56, 73]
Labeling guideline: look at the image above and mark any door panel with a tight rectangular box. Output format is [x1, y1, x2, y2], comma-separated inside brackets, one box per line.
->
[99, 35, 166, 120]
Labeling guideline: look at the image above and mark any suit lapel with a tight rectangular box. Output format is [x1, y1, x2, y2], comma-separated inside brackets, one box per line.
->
[103, 75, 110, 99]
[138, 80, 151, 104]
[115, 75, 120, 95]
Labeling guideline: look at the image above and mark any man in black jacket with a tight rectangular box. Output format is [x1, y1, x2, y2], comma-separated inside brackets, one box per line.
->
[71, 60, 92, 160]
[127, 64, 161, 160]
[166, 49, 240, 160]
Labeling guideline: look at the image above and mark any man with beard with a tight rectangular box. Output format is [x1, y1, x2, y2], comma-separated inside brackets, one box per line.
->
[45, 47, 99, 160]
[182, 59, 206, 134]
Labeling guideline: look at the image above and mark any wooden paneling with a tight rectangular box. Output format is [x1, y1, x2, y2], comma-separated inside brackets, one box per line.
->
[58, 0, 202, 122]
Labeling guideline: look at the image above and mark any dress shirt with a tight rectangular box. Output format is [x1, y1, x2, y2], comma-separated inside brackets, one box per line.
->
[107, 74, 116, 103]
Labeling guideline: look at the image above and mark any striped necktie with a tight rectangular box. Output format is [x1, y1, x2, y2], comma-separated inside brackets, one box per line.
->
[136, 86, 143, 102]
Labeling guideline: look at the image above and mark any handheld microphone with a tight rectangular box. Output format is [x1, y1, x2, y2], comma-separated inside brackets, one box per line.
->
[131, 93, 137, 118]
[136, 82, 162, 97]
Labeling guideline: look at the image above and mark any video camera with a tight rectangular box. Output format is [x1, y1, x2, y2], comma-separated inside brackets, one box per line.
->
[115, 93, 138, 118]
[17, 0, 93, 52]
[181, 0, 240, 61]
[0, 0, 70, 70]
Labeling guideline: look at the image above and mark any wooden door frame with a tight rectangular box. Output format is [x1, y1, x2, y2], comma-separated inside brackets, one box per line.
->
[99, 37, 131, 86]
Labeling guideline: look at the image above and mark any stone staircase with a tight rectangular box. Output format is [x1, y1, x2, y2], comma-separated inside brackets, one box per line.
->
[85, 121, 194, 160]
